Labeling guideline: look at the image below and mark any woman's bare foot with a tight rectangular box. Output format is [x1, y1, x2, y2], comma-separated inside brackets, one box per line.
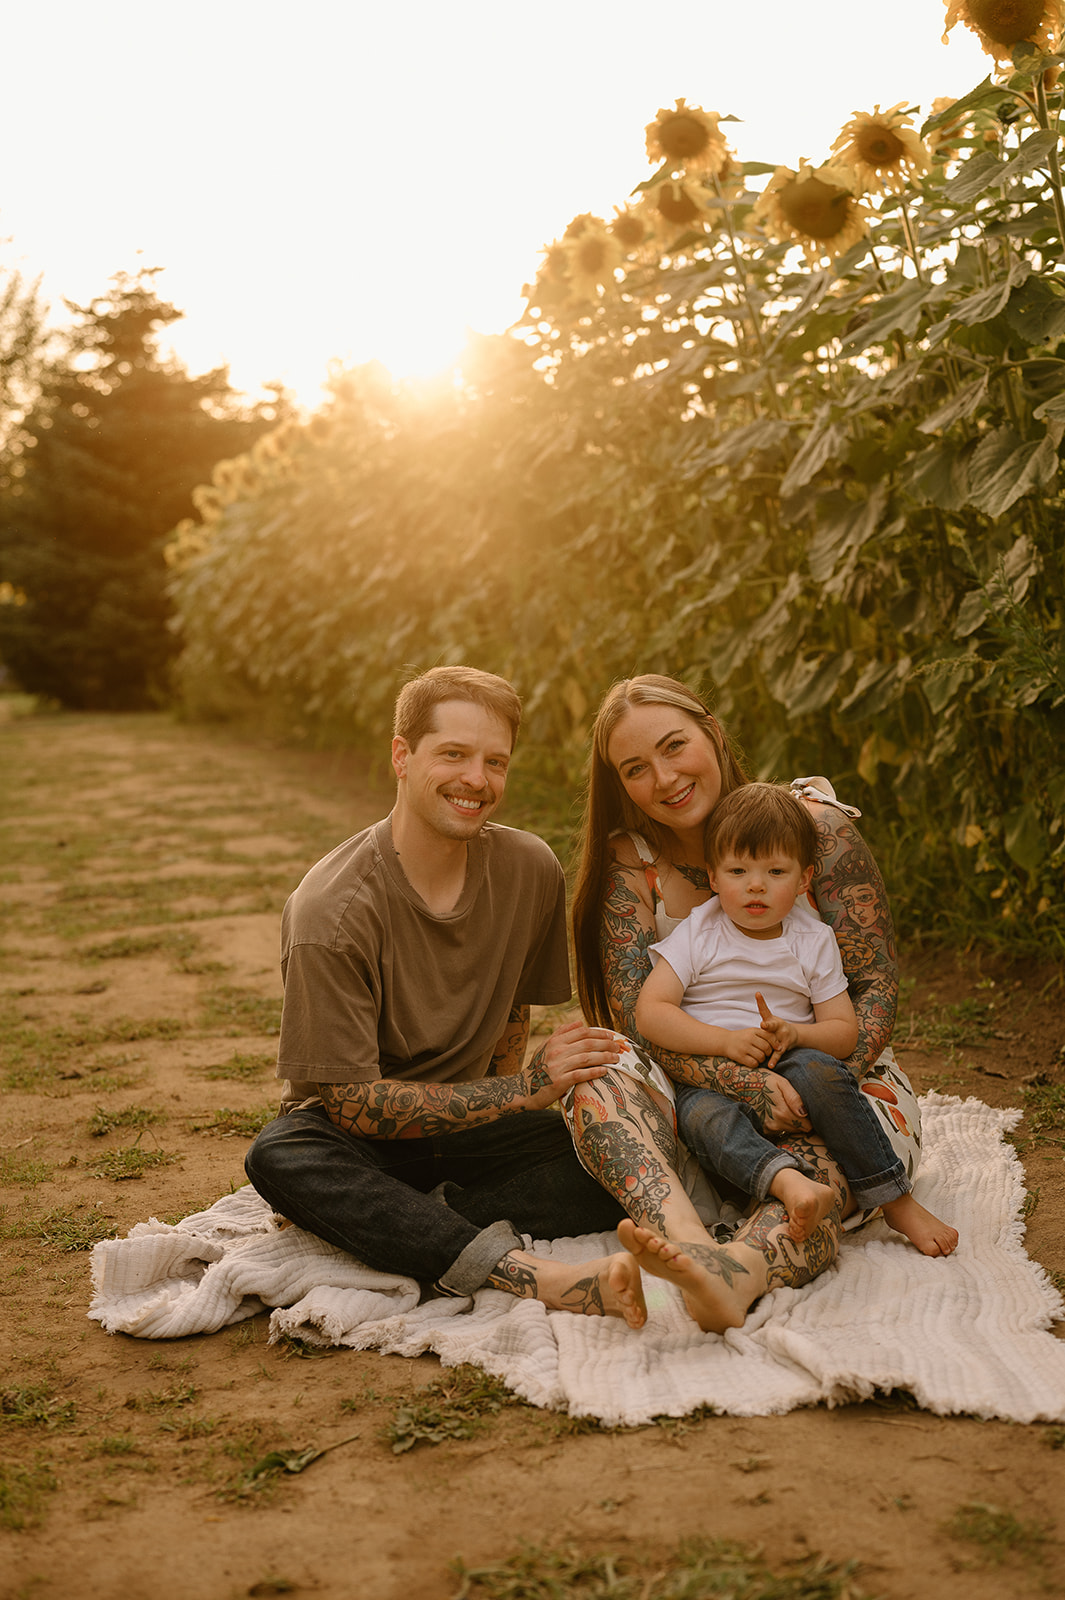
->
[618, 1219, 756, 1333]
[770, 1168, 838, 1243]
[881, 1194, 959, 1257]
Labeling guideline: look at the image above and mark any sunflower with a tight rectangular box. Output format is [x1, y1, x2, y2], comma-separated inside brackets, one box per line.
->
[831, 104, 930, 195]
[645, 98, 731, 177]
[610, 204, 654, 254]
[645, 177, 712, 241]
[754, 162, 869, 263]
[942, 0, 1065, 60]
[563, 219, 624, 299]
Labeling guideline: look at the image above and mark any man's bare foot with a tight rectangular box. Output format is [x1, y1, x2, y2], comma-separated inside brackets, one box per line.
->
[488, 1250, 647, 1327]
[618, 1219, 756, 1334]
[770, 1168, 838, 1243]
[881, 1194, 959, 1257]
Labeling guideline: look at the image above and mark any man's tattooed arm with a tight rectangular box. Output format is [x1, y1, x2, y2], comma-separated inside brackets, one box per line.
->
[805, 805, 898, 1076]
[485, 1003, 530, 1078]
[598, 863, 791, 1121]
[319, 1072, 534, 1139]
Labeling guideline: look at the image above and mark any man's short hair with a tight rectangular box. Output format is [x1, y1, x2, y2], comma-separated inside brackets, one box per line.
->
[705, 782, 819, 872]
[393, 666, 522, 752]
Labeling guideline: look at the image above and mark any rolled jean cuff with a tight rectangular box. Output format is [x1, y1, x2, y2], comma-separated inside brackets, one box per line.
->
[753, 1149, 803, 1203]
[849, 1165, 910, 1210]
[436, 1218, 524, 1297]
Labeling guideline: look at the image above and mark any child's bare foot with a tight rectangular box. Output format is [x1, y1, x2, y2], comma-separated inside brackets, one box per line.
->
[618, 1219, 754, 1334]
[770, 1168, 838, 1243]
[881, 1194, 959, 1257]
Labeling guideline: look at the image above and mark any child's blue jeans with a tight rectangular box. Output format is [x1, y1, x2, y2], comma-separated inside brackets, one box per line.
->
[675, 1047, 908, 1210]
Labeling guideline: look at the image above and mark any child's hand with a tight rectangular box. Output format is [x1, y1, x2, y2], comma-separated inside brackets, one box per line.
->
[755, 992, 798, 1069]
[723, 1027, 775, 1068]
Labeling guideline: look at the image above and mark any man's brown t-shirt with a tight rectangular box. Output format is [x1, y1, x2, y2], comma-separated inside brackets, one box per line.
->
[276, 816, 571, 1112]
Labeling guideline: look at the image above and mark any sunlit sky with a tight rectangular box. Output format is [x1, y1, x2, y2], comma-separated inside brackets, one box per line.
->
[2, 2, 990, 407]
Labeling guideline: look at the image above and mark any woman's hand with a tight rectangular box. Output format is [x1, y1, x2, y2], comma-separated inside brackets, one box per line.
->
[759, 1070, 810, 1133]
[522, 1022, 621, 1109]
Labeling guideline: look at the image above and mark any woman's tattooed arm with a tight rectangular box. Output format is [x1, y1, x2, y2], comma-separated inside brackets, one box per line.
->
[806, 805, 898, 1076]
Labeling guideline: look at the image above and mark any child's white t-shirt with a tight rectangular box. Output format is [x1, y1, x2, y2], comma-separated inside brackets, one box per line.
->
[649, 898, 848, 1030]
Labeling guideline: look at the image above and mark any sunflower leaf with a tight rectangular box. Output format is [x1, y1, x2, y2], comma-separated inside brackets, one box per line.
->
[917, 373, 990, 434]
[921, 76, 1000, 136]
[944, 152, 1007, 205]
[997, 130, 1060, 186]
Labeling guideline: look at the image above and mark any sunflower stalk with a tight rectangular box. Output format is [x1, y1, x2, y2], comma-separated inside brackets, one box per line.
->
[1034, 71, 1065, 253]
[896, 198, 926, 282]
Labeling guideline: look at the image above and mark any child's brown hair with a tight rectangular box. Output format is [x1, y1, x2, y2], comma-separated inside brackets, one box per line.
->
[704, 782, 819, 871]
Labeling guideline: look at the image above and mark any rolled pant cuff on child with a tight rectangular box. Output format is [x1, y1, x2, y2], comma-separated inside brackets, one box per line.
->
[436, 1219, 524, 1297]
[849, 1169, 909, 1210]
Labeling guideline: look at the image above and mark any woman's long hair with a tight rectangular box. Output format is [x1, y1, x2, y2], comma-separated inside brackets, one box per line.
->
[571, 675, 748, 1026]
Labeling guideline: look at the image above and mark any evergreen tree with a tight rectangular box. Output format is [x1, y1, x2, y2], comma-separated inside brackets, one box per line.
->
[0, 271, 276, 707]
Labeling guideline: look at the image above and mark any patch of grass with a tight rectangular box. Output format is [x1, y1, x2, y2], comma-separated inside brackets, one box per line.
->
[0, 1153, 52, 1186]
[128, 1383, 198, 1413]
[88, 1104, 166, 1138]
[449, 1539, 874, 1600]
[190, 1106, 274, 1139]
[945, 1502, 1049, 1565]
[0, 1455, 58, 1531]
[1022, 1079, 1065, 1147]
[90, 1143, 179, 1181]
[384, 1365, 522, 1455]
[85, 1434, 140, 1458]
[200, 987, 283, 1037]
[1043, 1426, 1065, 1450]
[80, 930, 202, 965]
[1, 1015, 185, 1092]
[1, 1384, 76, 1428]
[199, 1050, 276, 1081]
[35, 1206, 120, 1251]
[900, 997, 996, 1050]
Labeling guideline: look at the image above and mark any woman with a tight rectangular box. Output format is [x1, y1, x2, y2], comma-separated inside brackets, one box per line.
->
[565, 674, 923, 1333]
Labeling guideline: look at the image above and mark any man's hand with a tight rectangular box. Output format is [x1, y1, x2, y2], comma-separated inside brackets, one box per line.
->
[522, 1022, 621, 1109]
[755, 992, 799, 1069]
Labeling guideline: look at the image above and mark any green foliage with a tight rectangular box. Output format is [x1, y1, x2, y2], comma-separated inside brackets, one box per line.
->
[190, 1105, 274, 1138]
[944, 1501, 1048, 1564]
[0, 1455, 58, 1531]
[450, 1539, 873, 1600]
[168, 49, 1065, 943]
[89, 1142, 178, 1181]
[384, 1364, 521, 1454]
[0, 270, 279, 708]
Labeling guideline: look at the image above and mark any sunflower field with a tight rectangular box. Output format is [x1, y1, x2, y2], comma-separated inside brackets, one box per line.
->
[167, 12, 1065, 949]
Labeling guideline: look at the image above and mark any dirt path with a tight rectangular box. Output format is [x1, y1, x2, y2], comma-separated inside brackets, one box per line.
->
[1, 710, 1064, 1600]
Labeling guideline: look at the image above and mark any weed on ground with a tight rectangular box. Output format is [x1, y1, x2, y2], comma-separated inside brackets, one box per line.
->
[450, 1539, 874, 1600]
[944, 1501, 1050, 1565]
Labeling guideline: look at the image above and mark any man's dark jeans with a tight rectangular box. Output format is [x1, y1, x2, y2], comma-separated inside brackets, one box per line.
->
[244, 1105, 626, 1293]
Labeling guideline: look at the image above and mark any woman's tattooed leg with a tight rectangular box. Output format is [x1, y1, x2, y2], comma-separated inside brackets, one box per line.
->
[569, 1071, 709, 1239]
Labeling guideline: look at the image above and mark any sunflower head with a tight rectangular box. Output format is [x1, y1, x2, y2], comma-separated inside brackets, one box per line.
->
[831, 103, 930, 195]
[563, 219, 624, 300]
[645, 177, 712, 241]
[942, 0, 1065, 62]
[754, 162, 869, 264]
[611, 205, 654, 253]
[645, 98, 731, 177]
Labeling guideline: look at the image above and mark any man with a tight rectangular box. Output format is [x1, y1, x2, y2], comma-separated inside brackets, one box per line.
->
[245, 665, 647, 1324]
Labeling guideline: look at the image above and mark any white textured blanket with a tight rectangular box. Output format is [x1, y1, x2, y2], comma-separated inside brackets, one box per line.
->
[88, 1095, 1065, 1425]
